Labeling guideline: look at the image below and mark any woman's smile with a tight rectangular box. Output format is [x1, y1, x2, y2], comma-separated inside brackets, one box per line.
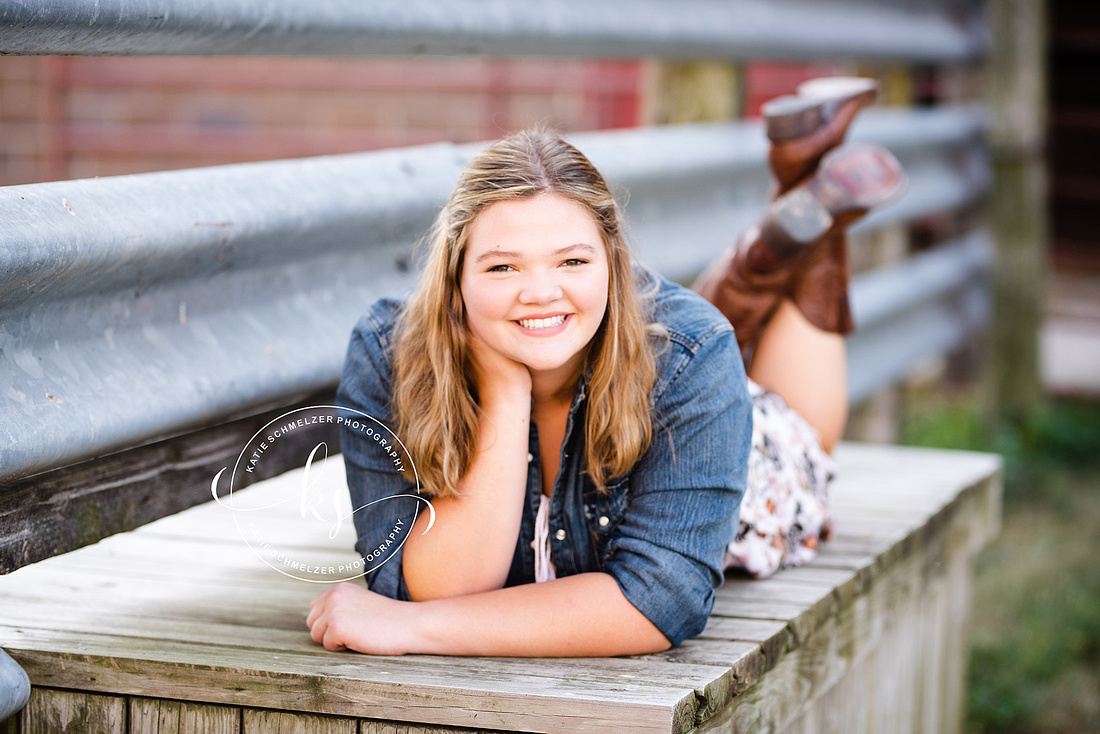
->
[460, 193, 609, 392]
[515, 313, 568, 332]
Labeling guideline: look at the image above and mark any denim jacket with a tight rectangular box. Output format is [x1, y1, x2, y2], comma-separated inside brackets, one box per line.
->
[335, 269, 751, 646]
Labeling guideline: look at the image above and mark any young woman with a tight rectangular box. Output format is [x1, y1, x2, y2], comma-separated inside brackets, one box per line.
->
[307, 78, 904, 656]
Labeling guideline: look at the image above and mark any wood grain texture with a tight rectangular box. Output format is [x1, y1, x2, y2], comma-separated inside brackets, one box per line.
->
[358, 722, 507, 734]
[0, 389, 337, 574]
[3, 625, 708, 734]
[693, 456, 998, 733]
[0, 443, 1002, 734]
[20, 688, 126, 734]
[243, 709, 356, 734]
[130, 696, 240, 734]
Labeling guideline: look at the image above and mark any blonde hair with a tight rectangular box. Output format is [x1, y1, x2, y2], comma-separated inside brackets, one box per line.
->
[392, 129, 656, 496]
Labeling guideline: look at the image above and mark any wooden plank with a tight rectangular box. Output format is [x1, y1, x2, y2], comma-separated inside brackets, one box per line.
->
[709, 596, 817, 623]
[0, 590, 733, 731]
[20, 688, 126, 734]
[697, 616, 791, 680]
[0, 443, 1002, 734]
[0, 542, 336, 592]
[0, 597, 318, 652]
[808, 547, 880, 571]
[626, 639, 762, 721]
[0, 567, 322, 634]
[243, 709, 356, 734]
[711, 586, 841, 650]
[34, 533, 363, 595]
[358, 722, 499, 734]
[698, 617, 788, 643]
[689, 449, 1001, 732]
[0, 389, 337, 574]
[720, 575, 854, 605]
[2, 625, 713, 734]
[940, 559, 973, 734]
[0, 575, 734, 723]
[752, 566, 857, 588]
[130, 696, 241, 734]
[831, 443, 1001, 478]
[2, 620, 723, 699]
[697, 549, 924, 732]
[695, 486, 993, 733]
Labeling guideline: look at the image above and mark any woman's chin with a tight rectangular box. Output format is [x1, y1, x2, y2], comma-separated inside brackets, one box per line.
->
[524, 354, 587, 387]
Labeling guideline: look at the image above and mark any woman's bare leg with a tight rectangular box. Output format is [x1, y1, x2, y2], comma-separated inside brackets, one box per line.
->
[747, 299, 848, 453]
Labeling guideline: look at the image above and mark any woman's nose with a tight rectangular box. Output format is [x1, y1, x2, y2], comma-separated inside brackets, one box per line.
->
[518, 272, 563, 304]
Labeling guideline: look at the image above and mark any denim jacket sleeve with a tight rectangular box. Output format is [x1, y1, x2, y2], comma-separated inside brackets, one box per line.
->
[334, 294, 421, 601]
[600, 285, 752, 646]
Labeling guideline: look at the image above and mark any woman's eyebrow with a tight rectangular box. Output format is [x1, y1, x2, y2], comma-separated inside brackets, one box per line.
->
[473, 248, 521, 263]
[555, 243, 599, 256]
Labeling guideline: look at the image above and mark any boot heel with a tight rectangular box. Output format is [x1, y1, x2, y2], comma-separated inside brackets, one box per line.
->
[763, 77, 879, 143]
[809, 144, 907, 217]
[763, 95, 826, 142]
[761, 189, 834, 257]
[761, 144, 906, 256]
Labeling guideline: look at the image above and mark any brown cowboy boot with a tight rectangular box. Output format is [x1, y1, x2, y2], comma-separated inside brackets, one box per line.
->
[694, 144, 906, 364]
[764, 77, 879, 196]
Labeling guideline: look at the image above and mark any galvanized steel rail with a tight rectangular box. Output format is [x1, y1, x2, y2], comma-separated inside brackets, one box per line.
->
[0, 106, 987, 486]
[0, 0, 986, 61]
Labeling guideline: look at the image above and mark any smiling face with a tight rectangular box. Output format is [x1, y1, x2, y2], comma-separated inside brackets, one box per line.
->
[460, 192, 610, 392]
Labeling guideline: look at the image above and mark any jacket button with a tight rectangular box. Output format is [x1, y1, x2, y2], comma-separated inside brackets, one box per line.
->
[530, 539, 537, 550]
[598, 516, 610, 528]
[555, 529, 567, 541]
[527, 452, 534, 463]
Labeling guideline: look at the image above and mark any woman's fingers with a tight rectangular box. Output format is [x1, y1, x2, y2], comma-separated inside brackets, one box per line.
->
[307, 585, 342, 648]
[307, 583, 407, 655]
[467, 330, 532, 400]
[307, 610, 327, 645]
[322, 629, 347, 652]
[306, 597, 321, 629]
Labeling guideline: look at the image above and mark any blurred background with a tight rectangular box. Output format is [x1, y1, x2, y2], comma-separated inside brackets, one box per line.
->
[1, 1, 1098, 731]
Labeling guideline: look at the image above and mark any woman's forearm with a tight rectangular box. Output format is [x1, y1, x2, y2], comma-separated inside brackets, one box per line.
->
[412, 572, 671, 656]
[401, 395, 532, 600]
[309, 572, 671, 657]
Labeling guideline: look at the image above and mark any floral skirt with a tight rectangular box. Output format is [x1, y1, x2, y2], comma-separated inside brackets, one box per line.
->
[722, 379, 837, 578]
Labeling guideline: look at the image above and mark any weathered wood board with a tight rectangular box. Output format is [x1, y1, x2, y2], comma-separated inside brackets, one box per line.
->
[0, 443, 1001, 733]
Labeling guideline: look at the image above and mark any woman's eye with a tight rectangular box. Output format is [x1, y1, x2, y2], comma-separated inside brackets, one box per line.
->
[563, 258, 588, 267]
[487, 264, 514, 273]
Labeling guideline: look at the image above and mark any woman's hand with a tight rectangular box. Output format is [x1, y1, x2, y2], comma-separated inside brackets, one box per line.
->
[467, 329, 532, 407]
[307, 582, 419, 656]
[306, 574, 671, 657]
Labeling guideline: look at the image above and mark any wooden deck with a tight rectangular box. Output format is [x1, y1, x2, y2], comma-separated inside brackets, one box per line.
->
[0, 442, 1001, 734]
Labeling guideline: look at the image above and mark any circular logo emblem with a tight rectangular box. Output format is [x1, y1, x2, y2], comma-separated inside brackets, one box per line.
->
[210, 405, 433, 583]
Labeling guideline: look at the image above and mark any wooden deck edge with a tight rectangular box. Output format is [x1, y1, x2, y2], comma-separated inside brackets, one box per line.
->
[683, 446, 1003, 731]
[1, 622, 705, 734]
[0, 444, 1004, 734]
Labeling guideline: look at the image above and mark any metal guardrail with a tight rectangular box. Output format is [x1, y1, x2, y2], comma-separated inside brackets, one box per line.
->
[848, 231, 992, 404]
[0, 0, 986, 61]
[0, 105, 987, 484]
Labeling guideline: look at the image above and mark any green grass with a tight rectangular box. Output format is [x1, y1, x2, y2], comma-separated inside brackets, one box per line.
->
[902, 387, 1100, 734]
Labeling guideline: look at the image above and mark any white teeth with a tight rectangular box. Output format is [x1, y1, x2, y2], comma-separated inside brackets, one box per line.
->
[518, 315, 566, 330]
